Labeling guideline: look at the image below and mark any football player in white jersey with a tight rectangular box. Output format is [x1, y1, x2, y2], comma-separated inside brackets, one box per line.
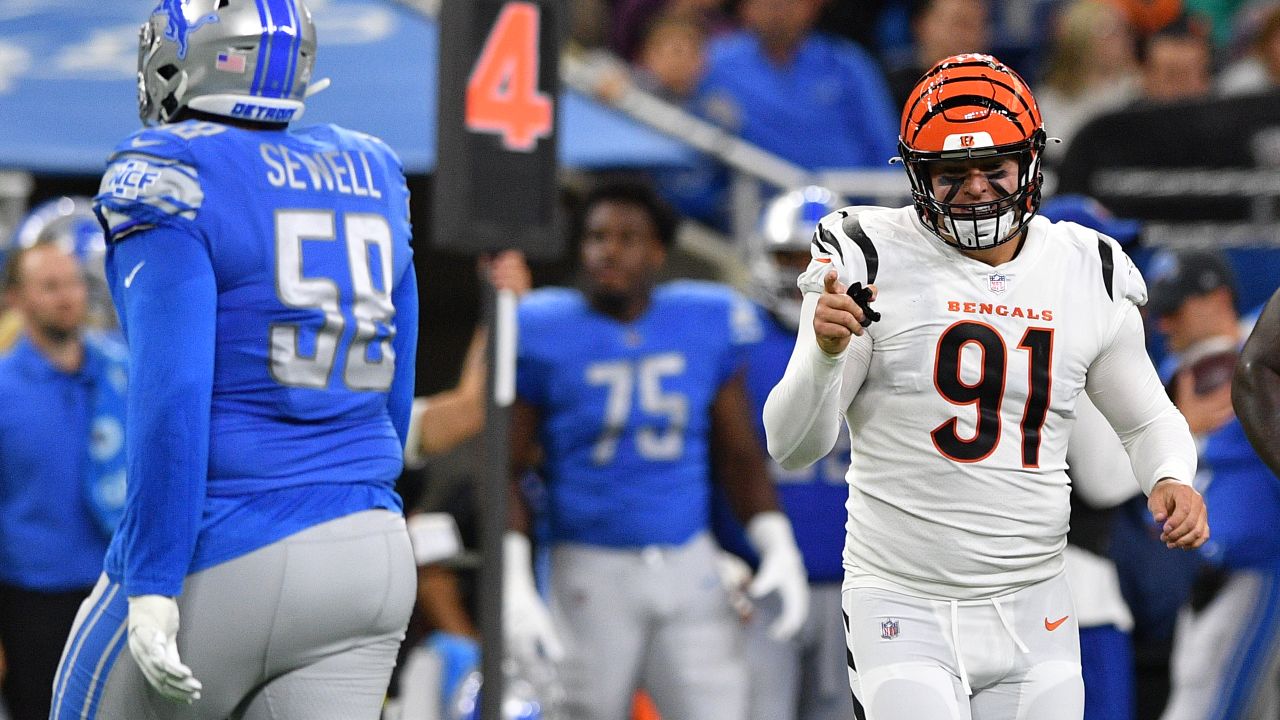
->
[763, 53, 1209, 720]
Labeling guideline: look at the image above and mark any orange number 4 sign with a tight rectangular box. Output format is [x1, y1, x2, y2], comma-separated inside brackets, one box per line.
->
[465, 2, 553, 152]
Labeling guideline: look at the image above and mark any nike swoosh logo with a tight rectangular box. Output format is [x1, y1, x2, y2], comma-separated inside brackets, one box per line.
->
[124, 261, 145, 288]
[1044, 615, 1069, 631]
[131, 137, 163, 148]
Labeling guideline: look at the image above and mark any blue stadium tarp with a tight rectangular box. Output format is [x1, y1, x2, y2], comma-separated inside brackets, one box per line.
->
[0, 0, 696, 175]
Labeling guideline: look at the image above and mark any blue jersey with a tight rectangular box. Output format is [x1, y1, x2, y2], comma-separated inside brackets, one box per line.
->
[711, 309, 850, 583]
[517, 281, 762, 547]
[696, 31, 899, 172]
[94, 120, 417, 596]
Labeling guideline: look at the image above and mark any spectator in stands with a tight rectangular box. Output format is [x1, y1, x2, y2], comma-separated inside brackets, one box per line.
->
[1036, 0, 1141, 165]
[1147, 249, 1280, 720]
[1218, 2, 1280, 94]
[634, 12, 709, 103]
[666, 0, 897, 228]
[1138, 15, 1216, 103]
[885, 0, 992, 108]
[697, 0, 898, 174]
[610, 0, 732, 62]
[0, 242, 124, 720]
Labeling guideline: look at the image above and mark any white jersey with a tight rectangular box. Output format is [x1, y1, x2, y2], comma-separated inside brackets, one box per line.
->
[764, 205, 1197, 600]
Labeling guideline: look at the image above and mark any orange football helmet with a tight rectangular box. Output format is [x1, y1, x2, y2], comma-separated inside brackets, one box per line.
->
[898, 53, 1046, 250]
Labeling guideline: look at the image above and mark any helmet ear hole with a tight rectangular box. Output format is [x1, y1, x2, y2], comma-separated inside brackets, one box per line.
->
[160, 94, 180, 117]
[157, 64, 179, 81]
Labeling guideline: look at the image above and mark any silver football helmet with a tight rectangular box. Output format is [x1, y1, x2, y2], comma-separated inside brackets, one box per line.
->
[748, 186, 844, 331]
[138, 0, 317, 125]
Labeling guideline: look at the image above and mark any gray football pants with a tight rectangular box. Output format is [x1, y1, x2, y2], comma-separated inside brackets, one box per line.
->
[549, 532, 748, 720]
[52, 509, 415, 720]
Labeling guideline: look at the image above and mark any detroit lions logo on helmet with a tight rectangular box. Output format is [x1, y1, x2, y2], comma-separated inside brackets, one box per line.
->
[157, 0, 219, 59]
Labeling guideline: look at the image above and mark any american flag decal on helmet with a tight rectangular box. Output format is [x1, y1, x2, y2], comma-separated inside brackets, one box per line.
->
[216, 50, 246, 73]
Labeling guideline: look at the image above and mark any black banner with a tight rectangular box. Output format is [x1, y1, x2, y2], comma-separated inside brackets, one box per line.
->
[1056, 90, 1280, 223]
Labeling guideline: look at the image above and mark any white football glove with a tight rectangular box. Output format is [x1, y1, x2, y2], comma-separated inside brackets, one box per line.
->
[126, 595, 203, 704]
[503, 532, 564, 663]
[746, 512, 810, 641]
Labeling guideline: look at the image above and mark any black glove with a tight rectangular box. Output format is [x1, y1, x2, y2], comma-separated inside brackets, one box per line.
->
[846, 282, 881, 326]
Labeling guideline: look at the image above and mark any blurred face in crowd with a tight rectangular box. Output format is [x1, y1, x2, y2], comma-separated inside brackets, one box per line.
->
[639, 17, 706, 99]
[580, 200, 666, 314]
[916, 0, 990, 65]
[1156, 289, 1235, 353]
[740, 0, 825, 59]
[7, 244, 87, 343]
[1089, 2, 1139, 76]
[1142, 33, 1212, 102]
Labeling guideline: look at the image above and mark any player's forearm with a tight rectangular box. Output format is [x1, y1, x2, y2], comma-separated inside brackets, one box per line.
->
[1233, 356, 1280, 476]
[763, 294, 852, 469]
[1065, 394, 1142, 508]
[506, 399, 539, 535]
[1233, 291, 1280, 476]
[1088, 305, 1197, 494]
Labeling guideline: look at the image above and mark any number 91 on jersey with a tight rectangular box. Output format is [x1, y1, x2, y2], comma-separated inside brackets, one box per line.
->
[434, 0, 564, 259]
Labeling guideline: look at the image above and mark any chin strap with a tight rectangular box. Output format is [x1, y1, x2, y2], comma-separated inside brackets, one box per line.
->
[305, 77, 331, 98]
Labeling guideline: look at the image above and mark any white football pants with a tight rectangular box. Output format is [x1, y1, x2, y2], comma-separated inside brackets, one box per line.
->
[843, 572, 1083, 720]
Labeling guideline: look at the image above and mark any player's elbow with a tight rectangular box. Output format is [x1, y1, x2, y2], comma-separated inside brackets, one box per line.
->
[1233, 354, 1268, 401]
[765, 434, 817, 471]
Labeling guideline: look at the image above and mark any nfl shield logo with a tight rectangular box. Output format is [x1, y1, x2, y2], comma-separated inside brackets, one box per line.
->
[881, 618, 900, 640]
[988, 272, 1009, 295]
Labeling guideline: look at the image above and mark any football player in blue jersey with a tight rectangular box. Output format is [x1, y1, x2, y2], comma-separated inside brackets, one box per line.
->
[710, 186, 856, 720]
[505, 180, 808, 720]
[51, 2, 418, 719]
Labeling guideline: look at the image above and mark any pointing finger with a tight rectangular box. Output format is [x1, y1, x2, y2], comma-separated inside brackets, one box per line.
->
[823, 270, 845, 295]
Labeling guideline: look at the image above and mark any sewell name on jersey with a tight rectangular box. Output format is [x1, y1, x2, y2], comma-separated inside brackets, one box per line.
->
[947, 300, 1054, 321]
[259, 144, 384, 199]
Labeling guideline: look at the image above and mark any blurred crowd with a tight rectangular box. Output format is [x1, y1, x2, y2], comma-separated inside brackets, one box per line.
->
[3, 1, 1280, 720]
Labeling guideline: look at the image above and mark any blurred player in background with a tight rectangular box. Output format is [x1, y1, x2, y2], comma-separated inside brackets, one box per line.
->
[1234, 287, 1280, 477]
[711, 185, 856, 720]
[506, 180, 808, 720]
[765, 54, 1206, 720]
[1144, 250, 1280, 720]
[0, 240, 125, 720]
[52, 1, 418, 718]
